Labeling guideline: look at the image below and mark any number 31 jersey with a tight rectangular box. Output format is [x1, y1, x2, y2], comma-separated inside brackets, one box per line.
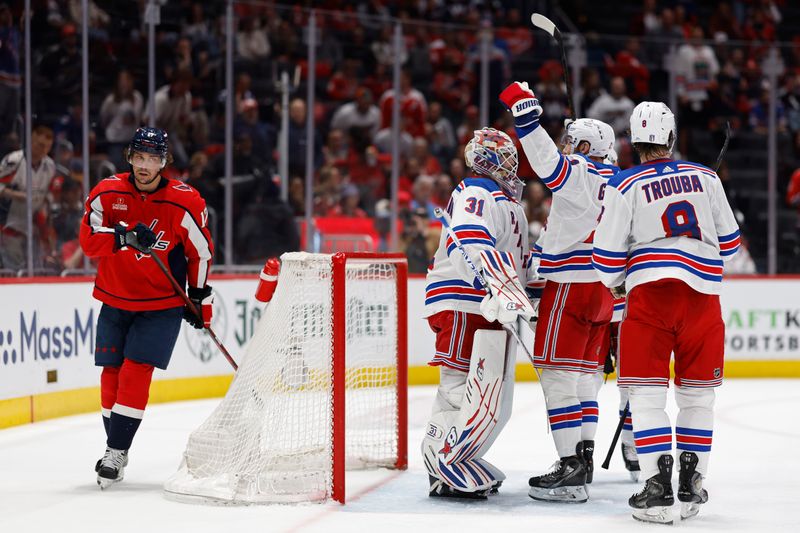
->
[424, 176, 529, 317]
[592, 158, 741, 295]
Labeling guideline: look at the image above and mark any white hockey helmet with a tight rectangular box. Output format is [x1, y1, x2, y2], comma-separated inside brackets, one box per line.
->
[465, 127, 523, 196]
[564, 118, 615, 159]
[630, 101, 676, 154]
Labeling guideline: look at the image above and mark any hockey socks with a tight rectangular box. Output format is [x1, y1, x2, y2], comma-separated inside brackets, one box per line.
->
[106, 359, 154, 451]
[100, 366, 120, 438]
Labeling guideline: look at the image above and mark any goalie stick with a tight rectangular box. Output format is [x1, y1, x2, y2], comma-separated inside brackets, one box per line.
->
[530, 13, 576, 121]
[149, 252, 239, 371]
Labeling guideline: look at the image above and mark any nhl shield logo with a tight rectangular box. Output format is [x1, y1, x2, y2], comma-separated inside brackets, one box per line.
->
[713, 368, 721, 378]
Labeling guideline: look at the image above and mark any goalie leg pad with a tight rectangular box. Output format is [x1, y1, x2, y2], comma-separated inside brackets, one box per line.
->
[422, 329, 512, 493]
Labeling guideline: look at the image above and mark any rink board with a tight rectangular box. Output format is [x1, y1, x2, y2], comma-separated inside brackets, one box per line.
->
[0, 274, 798, 428]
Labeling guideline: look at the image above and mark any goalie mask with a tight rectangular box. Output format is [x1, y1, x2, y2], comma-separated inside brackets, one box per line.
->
[563, 118, 615, 159]
[464, 127, 523, 198]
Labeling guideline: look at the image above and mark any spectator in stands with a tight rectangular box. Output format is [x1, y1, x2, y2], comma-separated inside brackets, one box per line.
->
[523, 180, 550, 244]
[786, 167, 800, 227]
[374, 116, 413, 158]
[184, 2, 211, 45]
[749, 81, 787, 135]
[379, 69, 427, 138]
[322, 128, 349, 166]
[314, 165, 343, 216]
[631, 0, 661, 35]
[38, 22, 81, 115]
[433, 173, 454, 207]
[0, 125, 56, 271]
[327, 59, 362, 103]
[408, 26, 434, 89]
[643, 7, 684, 71]
[288, 175, 305, 216]
[235, 178, 299, 264]
[235, 97, 276, 165]
[150, 68, 194, 168]
[496, 8, 533, 57]
[237, 17, 270, 64]
[709, 2, 742, 41]
[456, 105, 480, 144]
[580, 69, 604, 117]
[329, 184, 367, 218]
[412, 137, 442, 178]
[587, 76, 636, 136]
[676, 26, 720, 156]
[371, 24, 407, 69]
[401, 206, 438, 274]
[606, 37, 650, 100]
[466, 27, 511, 120]
[782, 73, 800, 149]
[288, 97, 322, 177]
[100, 69, 144, 170]
[0, 3, 20, 137]
[410, 174, 438, 220]
[49, 176, 83, 266]
[330, 87, 381, 139]
[534, 60, 569, 129]
[425, 101, 456, 164]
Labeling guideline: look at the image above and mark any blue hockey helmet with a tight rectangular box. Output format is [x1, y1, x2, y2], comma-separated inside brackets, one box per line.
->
[129, 127, 169, 159]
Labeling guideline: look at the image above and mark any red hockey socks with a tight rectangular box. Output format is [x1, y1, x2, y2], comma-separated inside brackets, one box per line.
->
[107, 359, 154, 451]
[100, 366, 120, 437]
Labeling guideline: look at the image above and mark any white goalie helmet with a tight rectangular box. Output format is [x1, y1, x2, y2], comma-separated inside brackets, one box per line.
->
[464, 127, 523, 197]
[564, 118, 615, 159]
[630, 101, 677, 154]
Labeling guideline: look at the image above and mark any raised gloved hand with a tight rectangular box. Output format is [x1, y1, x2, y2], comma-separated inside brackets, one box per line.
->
[499, 81, 542, 128]
[184, 285, 214, 329]
[478, 250, 536, 325]
[114, 222, 157, 253]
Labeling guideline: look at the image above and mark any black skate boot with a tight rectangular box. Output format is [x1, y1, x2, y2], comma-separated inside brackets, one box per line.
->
[97, 447, 128, 490]
[629, 454, 674, 525]
[621, 443, 641, 482]
[95, 447, 128, 473]
[581, 440, 595, 484]
[677, 451, 708, 520]
[429, 475, 489, 500]
[528, 443, 588, 503]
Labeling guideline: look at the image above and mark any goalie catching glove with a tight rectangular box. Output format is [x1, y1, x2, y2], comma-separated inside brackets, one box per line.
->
[478, 250, 536, 325]
[184, 285, 214, 329]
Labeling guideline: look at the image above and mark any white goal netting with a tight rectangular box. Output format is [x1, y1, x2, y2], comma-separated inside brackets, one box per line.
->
[164, 252, 404, 504]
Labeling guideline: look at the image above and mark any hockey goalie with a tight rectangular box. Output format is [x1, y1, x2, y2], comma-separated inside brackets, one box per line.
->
[421, 127, 537, 499]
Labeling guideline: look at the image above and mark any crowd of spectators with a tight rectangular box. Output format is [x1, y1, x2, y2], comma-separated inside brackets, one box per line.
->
[0, 0, 797, 274]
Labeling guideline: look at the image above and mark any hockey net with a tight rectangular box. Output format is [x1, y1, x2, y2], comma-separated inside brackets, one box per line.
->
[164, 252, 408, 504]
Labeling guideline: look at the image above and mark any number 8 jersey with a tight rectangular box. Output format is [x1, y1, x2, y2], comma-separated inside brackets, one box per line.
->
[424, 176, 530, 317]
[592, 158, 741, 295]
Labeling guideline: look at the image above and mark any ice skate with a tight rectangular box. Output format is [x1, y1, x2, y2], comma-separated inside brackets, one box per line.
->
[581, 440, 595, 484]
[677, 451, 708, 520]
[629, 454, 674, 525]
[95, 447, 128, 473]
[622, 443, 641, 482]
[428, 475, 489, 500]
[96, 447, 128, 489]
[528, 443, 588, 503]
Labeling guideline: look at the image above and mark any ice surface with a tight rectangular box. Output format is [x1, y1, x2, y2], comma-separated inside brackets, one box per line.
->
[1, 379, 797, 533]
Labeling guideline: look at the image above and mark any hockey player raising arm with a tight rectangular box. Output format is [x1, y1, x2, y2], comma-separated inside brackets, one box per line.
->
[79, 127, 214, 489]
[422, 127, 536, 500]
[500, 81, 619, 503]
[592, 102, 740, 524]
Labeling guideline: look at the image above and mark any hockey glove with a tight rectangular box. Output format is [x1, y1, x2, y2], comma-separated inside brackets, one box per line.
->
[184, 285, 214, 329]
[499, 81, 542, 129]
[478, 250, 536, 325]
[610, 284, 627, 299]
[114, 222, 157, 254]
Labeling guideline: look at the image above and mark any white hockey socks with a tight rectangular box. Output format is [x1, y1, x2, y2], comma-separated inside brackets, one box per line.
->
[541, 369, 582, 458]
[578, 371, 602, 441]
[675, 386, 715, 476]
[628, 386, 672, 481]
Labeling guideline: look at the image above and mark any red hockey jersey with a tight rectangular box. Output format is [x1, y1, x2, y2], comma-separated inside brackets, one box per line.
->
[79, 173, 213, 311]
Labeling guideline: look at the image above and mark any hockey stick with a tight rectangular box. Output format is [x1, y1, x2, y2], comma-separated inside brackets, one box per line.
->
[148, 252, 239, 371]
[601, 401, 628, 470]
[530, 13, 576, 121]
[433, 207, 536, 366]
[714, 121, 732, 172]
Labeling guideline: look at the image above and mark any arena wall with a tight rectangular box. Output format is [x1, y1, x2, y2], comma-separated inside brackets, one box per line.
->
[1, 274, 798, 428]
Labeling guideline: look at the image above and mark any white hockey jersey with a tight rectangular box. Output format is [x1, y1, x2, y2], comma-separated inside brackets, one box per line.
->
[592, 158, 741, 295]
[518, 125, 619, 283]
[425, 177, 530, 317]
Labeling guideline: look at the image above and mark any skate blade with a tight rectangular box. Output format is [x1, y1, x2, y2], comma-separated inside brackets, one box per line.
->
[528, 485, 588, 503]
[97, 475, 123, 490]
[632, 506, 674, 525]
[680, 502, 701, 520]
